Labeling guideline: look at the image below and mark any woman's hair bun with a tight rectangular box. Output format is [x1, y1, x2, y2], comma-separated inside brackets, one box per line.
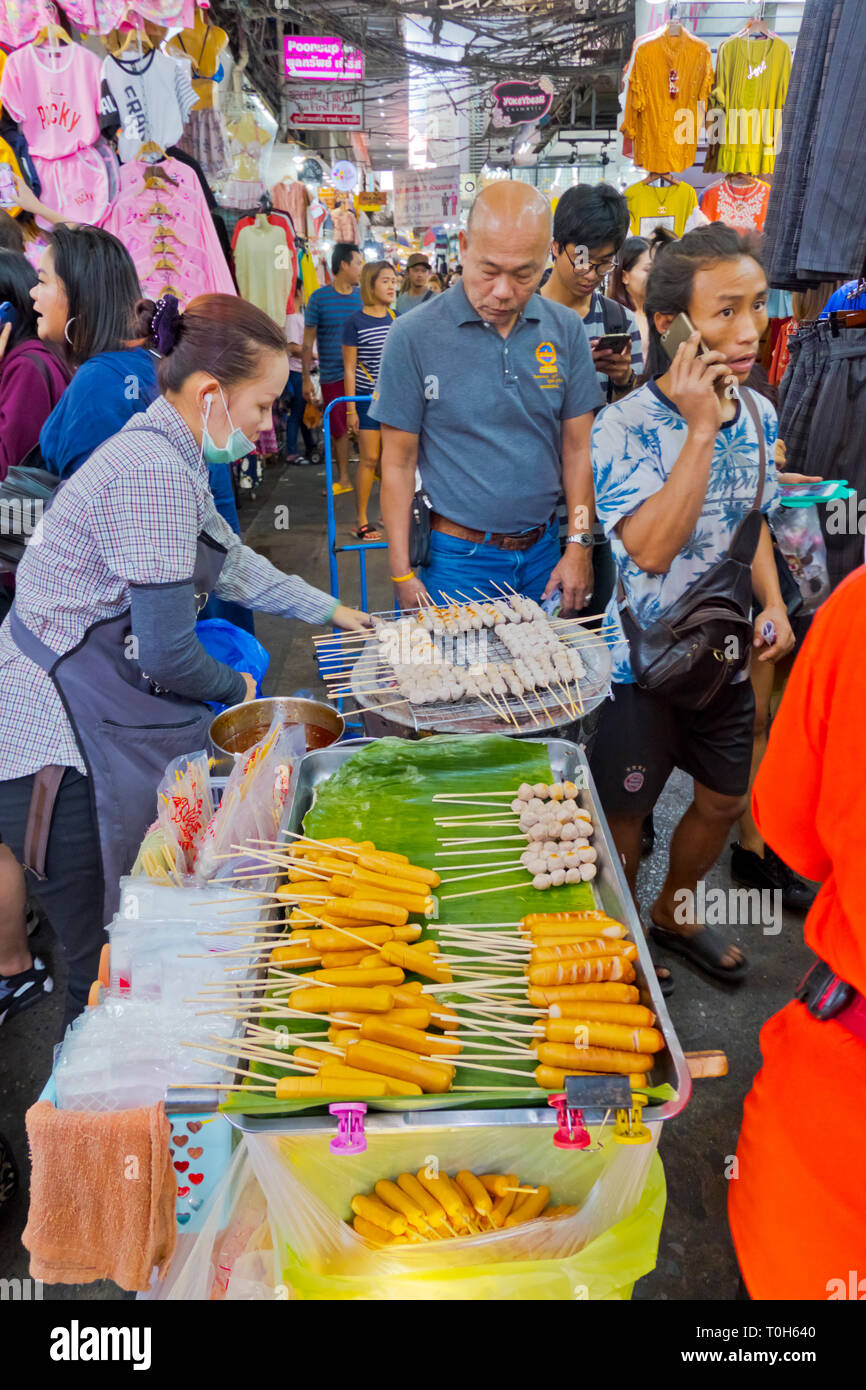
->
[151, 294, 183, 354]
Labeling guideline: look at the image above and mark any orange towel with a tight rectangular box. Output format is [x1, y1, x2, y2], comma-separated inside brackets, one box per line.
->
[22, 1100, 177, 1292]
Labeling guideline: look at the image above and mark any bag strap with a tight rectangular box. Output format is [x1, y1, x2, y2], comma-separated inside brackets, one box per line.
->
[600, 294, 630, 335]
[739, 384, 767, 514]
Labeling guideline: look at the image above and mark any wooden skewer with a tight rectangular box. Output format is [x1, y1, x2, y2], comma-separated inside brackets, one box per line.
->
[439, 865, 529, 886]
[167, 1082, 277, 1093]
[441, 879, 536, 901]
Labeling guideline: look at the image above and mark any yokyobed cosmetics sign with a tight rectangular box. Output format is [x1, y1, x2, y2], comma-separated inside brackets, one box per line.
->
[284, 36, 364, 82]
[490, 76, 554, 128]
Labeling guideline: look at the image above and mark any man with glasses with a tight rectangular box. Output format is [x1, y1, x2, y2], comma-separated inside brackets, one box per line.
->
[541, 183, 643, 404]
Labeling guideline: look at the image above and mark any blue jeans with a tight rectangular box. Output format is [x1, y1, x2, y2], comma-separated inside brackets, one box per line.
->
[418, 518, 560, 604]
[283, 370, 315, 456]
[202, 462, 255, 634]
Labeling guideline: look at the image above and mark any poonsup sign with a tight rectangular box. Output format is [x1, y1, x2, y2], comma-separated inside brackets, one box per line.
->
[490, 76, 554, 128]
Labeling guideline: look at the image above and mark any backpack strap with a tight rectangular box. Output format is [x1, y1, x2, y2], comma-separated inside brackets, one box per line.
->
[738, 385, 767, 513]
[600, 294, 630, 335]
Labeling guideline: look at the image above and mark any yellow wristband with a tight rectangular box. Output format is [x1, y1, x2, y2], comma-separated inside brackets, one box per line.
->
[391, 571, 415, 584]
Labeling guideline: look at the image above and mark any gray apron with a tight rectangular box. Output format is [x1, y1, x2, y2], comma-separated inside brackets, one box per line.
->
[10, 483, 227, 925]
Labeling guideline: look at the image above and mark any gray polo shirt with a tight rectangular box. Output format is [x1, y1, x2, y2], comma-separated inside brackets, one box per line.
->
[370, 280, 601, 532]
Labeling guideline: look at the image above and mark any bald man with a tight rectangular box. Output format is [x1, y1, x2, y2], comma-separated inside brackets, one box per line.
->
[371, 182, 601, 613]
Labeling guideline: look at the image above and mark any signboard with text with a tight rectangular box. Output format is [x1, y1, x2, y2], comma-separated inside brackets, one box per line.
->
[284, 36, 364, 82]
[490, 77, 554, 128]
[393, 166, 460, 228]
[285, 85, 364, 130]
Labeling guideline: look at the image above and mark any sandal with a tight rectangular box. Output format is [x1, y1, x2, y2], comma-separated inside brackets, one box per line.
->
[649, 921, 748, 984]
[353, 523, 382, 542]
[648, 942, 674, 997]
[326, 482, 353, 497]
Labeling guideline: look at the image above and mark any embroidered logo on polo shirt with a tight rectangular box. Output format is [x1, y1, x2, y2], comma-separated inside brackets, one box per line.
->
[623, 765, 646, 793]
[532, 341, 564, 390]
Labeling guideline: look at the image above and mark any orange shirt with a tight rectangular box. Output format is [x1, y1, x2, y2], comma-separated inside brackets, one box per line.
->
[621, 28, 713, 174]
[729, 568, 866, 1299]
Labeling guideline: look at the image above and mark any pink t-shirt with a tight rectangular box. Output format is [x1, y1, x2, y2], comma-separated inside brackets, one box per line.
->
[0, 41, 101, 158]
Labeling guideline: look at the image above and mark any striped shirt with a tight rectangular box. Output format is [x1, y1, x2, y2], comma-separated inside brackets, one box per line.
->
[0, 396, 338, 779]
[342, 309, 394, 391]
[305, 284, 362, 384]
[581, 289, 644, 394]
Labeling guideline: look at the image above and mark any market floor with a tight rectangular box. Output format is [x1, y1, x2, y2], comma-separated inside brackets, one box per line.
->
[0, 456, 814, 1301]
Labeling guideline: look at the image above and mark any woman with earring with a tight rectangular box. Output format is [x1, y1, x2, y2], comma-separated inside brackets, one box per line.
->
[32, 225, 162, 478]
[0, 293, 370, 1029]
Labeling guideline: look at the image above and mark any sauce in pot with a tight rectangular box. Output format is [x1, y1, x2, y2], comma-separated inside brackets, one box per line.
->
[219, 721, 336, 756]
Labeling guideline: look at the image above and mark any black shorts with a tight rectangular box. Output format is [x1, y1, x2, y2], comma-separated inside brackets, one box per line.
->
[589, 678, 756, 818]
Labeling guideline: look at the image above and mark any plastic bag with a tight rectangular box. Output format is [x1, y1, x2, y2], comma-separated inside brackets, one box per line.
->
[195, 715, 304, 885]
[245, 1123, 666, 1300]
[195, 619, 270, 712]
[155, 750, 214, 876]
[156, 1143, 279, 1301]
[772, 503, 831, 612]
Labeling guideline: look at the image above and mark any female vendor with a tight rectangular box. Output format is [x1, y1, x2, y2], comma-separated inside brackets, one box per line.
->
[0, 293, 369, 1027]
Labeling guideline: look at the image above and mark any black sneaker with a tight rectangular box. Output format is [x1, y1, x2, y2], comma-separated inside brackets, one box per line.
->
[0, 955, 54, 1024]
[730, 842, 817, 915]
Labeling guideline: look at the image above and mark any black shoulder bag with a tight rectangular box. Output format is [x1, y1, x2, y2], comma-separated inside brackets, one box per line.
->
[617, 386, 767, 712]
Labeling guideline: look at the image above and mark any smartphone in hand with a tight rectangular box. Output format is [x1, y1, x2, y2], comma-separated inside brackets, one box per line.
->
[594, 332, 631, 354]
[661, 312, 736, 400]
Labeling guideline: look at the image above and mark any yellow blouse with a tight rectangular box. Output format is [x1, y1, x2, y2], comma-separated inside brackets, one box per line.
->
[709, 36, 792, 175]
[622, 28, 714, 174]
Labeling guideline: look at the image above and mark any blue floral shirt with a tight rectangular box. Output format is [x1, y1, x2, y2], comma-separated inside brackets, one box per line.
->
[592, 380, 779, 684]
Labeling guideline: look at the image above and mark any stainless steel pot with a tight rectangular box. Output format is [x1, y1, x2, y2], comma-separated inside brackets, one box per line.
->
[209, 696, 345, 759]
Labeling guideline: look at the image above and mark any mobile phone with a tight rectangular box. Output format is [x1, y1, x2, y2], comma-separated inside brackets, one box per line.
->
[0, 302, 17, 327]
[661, 312, 736, 400]
[0, 165, 17, 208]
[594, 332, 631, 354]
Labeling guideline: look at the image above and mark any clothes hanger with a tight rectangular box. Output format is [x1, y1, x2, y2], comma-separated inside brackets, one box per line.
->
[34, 5, 73, 50]
[136, 139, 168, 166]
[642, 170, 678, 186]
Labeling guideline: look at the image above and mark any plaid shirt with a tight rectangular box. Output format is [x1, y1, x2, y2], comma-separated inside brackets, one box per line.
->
[0, 397, 337, 779]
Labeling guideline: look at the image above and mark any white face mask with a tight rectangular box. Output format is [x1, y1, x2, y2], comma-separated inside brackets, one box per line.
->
[200, 384, 256, 464]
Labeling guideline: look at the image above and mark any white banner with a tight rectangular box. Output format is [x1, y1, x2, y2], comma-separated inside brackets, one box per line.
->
[285, 85, 364, 130]
[393, 166, 460, 227]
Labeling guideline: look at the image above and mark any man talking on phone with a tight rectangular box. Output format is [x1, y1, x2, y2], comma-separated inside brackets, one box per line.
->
[541, 183, 643, 404]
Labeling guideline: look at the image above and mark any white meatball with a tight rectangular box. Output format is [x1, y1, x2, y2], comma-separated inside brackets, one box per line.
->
[520, 809, 539, 828]
[560, 799, 578, 817]
[548, 782, 564, 801]
[520, 850, 535, 867]
[562, 781, 578, 799]
[510, 798, 524, 814]
[553, 803, 571, 822]
[563, 850, 580, 869]
[532, 873, 552, 890]
[527, 797, 546, 814]
[546, 853, 563, 869]
[528, 823, 547, 842]
[550, 869, 566, 887]
[542, 840, 559, 856]
[559, 823, 578, 842]
[517, 783, 533, 801]
[577, 847, 598, 864]
[579, 863, 597, 881]
[533, 783, 549, 799]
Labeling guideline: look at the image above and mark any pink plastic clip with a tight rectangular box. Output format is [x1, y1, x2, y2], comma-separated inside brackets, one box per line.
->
[548, 1093, 591, 1150]
[329, 1102, 367, 1155]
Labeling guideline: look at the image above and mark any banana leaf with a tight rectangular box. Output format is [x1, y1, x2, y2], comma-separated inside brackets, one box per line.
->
[222, 735, 607, 1117]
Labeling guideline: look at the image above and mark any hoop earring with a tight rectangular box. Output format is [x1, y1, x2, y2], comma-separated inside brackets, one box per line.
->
[64, 317, 76, 345]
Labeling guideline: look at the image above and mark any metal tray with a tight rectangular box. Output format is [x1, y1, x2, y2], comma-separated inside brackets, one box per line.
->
[221, 736, 691, 1136]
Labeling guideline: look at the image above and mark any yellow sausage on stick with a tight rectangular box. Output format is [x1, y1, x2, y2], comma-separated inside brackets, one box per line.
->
[529, 983, 640, 1006]
[528, 958, 636, 986]
[547, 1001, 655, 1027]
[379, 941, 452, 983]
[346, 1040, 455, 1093]
[351, 1193, 408, 1236]
[358, 1016, 463, 1056]
[321, 898, 409, 927]
[415, 1170, 467, 1223]
[352, 1215, 393, 1246]
[333, 1007, 432, 1029]
[531, 939, 638, 963]
[288, 985, 394, 1014]
[291, 925, 394, 952]
[397, 1173, 448, 1228]
[311, 965, 405, 987]
[274, 1075, 387, 1099]
[319, 1061, 422, 1096]
[536, 1042, 654, 1076]
[456, 1170, 493, 1216]
[504, 1185, 550, 1227]
[358, 852, 440, 888]
[535, 1064, 648, 1090]
[374, 1180, 429, 1231]
[544, 1019, 664, 1053]
[320, 949, 377, 968]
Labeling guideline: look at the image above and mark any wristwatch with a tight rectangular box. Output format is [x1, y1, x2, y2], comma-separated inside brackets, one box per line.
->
[566, 531, 594, 548]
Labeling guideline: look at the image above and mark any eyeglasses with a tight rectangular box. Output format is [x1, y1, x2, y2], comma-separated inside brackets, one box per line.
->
[562, 246, 619, 278]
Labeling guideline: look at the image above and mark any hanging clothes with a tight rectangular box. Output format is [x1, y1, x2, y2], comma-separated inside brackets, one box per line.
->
[332, 198, 359, 245]
[707, 34, 791, 177]
[221, 113, 271, 209]
[232, 209, 296, 313]
[165, 143, 237, 287]
[99, 49, 196, 165]
[621, 26, 714, 174]
[166, 8, 228, 111]
[233, 217, 293, 326]
[764, 0, 866, 288]
[271, 178, 310, 238]
[300, 247, 321, 303]
[624, 178, 697, 237]
[101, 156, 235, 305]
[700, 176, 771, 232]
